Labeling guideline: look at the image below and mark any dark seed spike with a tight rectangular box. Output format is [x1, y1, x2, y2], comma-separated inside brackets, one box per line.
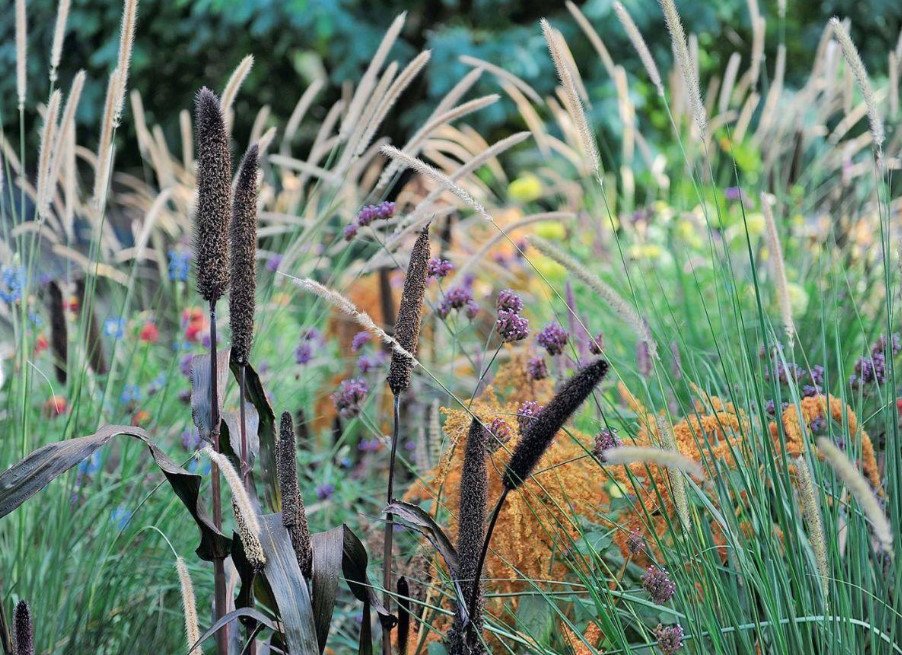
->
[76, 278, 107, 374]
[277, 411, 312, 579]
[397, 576, 411, 655]
[46, 281, 67, 385]
[13, 601, 33, 655]
[229, 143, 259, 365]
[387, 225, 430, 395]
[448, 419, 488, 655]
[503, 358, 608, 490]
[194, 87, 232, 303]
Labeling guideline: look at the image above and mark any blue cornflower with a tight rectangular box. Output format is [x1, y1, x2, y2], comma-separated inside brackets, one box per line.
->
[0, 266, 25, 304]
[167, 249, 191, 282]
[120, 384, 141, 405]
[104, 317, 126, 339]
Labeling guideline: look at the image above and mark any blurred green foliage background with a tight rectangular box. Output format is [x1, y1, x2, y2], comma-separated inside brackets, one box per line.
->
[1, 0, 899, 166]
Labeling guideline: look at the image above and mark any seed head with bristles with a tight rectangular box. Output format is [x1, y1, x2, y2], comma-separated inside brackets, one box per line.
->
[202, 446, 266, 568]
[388, 225, 430, 395]
[795, 457, 830, 605]
[278, 411, 313, 579]
[613, 2, 664, 96]
[14, 600, 33, 655]
[176, 557, 201, 654]
[600, 445, 705, 479]
[816, 437, 892, 553]
[448, 419, 488, 655]
[194, 87, 232, 303]
[229, 144, 259, 364]
[503, 358, 608, 490]
[829, 17, 885, 152]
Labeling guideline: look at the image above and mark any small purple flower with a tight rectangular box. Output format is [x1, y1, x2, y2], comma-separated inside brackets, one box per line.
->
[765, 399, 776, 416]
[316, 483, 335, 500]
[593, 428, 621, 461]
[266, 254, 283, 272]
[527, 356, 548, 380]
[358, 438, 382, 453]
[356, 201, 396, 227]
[809, 365, 825, 386]
[802, 384, 820, 398]
[180, 354, 194, 378]
[724, 186, 744, 202]
[356, 206, 377, 227]
[872, 334, 901, 356]
[351, 331, 372, 352]
[589, 333, 604, 355]
[438, 285, 478, 319]
[357, 352, 386, 373]
[810, 416, 827, 433]
[496, 289, 524, 314]
[332, 378, 368, 419]
[343, 224, 359, 241]
[496, 309, 529, 343]
[295, 342, 314, 365]
[626, 530, 646, 555]
[655, 624, 685, 655]
[427, 258, 453, 279]
[637, 340, 652, 378]
[537, 322, 568, 356]
[516, 400, 542, 433]
[642, 565, 676, 604]
[181, 428, 202, 451]
[487, 417, 512, 453]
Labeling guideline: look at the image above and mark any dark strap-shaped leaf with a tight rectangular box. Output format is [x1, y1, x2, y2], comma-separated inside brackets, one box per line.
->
[232, 361, 278, 512]
[309, 527, 344, 652]
[358, 597, 373, 655]
[397, 577, 411, 655]
[222, 402, 260, 468]
[384, 501, 458, 572]
[259, 513, 319, 655]
[191, 348, 232, 442]
[341, 525, 396, 628]
[188, 607, 278, 654]
[0, 425, 230, 560]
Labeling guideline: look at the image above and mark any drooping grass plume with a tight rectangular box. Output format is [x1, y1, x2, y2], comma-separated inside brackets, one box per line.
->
[380, 145, 490, 220]
[613, 2, 664, 96]
[76, 278, 108, 375]
[36, 90, 62, 219]
[816, 437, 892, 553]
[659, 0, 707, 139]
[221, 55, 254, 134]
[656, 416, 691, 530]
[50, 0, 71, 82]
[760, 192, 794, 345]
[277, 412, 312, 579]
[176, 557, 201, 655]
[93, 68, 121, 209]
[282, 275, 417, 363]
[16, 0, 26, 109]
[194, 88, 232, 303]
[203, 446, 267, 569]
[829, 17, 884, 152]
[450, 419, 489, 655]
[529, 236, 656, 359]
[46, 281, 67, 385]
[541, 18, 601, 178]
[504, 359, 608, 489]
[388, 225, 430, 394]
[601, 446, 705, 480]
[112, 0, 139, 126]
[14, 600, 33, 655]
[795, 457, 830, 605]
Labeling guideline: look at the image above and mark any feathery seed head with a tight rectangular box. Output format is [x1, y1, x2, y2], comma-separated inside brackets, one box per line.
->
[176, 557, 201, 654]
[277, 411, 312, 578]
[503, 358, 608, 490]
[194, 87, 232, 303]
[388, 225, 430, 395]
[229, 143, 259, 364]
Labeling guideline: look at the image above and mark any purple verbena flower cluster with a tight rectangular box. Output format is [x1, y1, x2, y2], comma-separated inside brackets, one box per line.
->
[487, 417, 512, 453]
[537, 322, 568, 356]
[496, 289, 524, 313]
[426, 258, 453, 279]
[655, 624, 685, 654]
[331, 378, 368, 418]
[516, 400, 542, 433]
[850, 334, 900, 388]
[437, 279, 479, 319]
[344, 201, 398, 241]
[527, 356, 548, 380]
[593, 428, 621, 461]
[642, 565, 676, 604]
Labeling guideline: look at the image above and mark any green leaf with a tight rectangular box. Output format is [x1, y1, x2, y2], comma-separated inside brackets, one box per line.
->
[515, 594, 554, 646]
